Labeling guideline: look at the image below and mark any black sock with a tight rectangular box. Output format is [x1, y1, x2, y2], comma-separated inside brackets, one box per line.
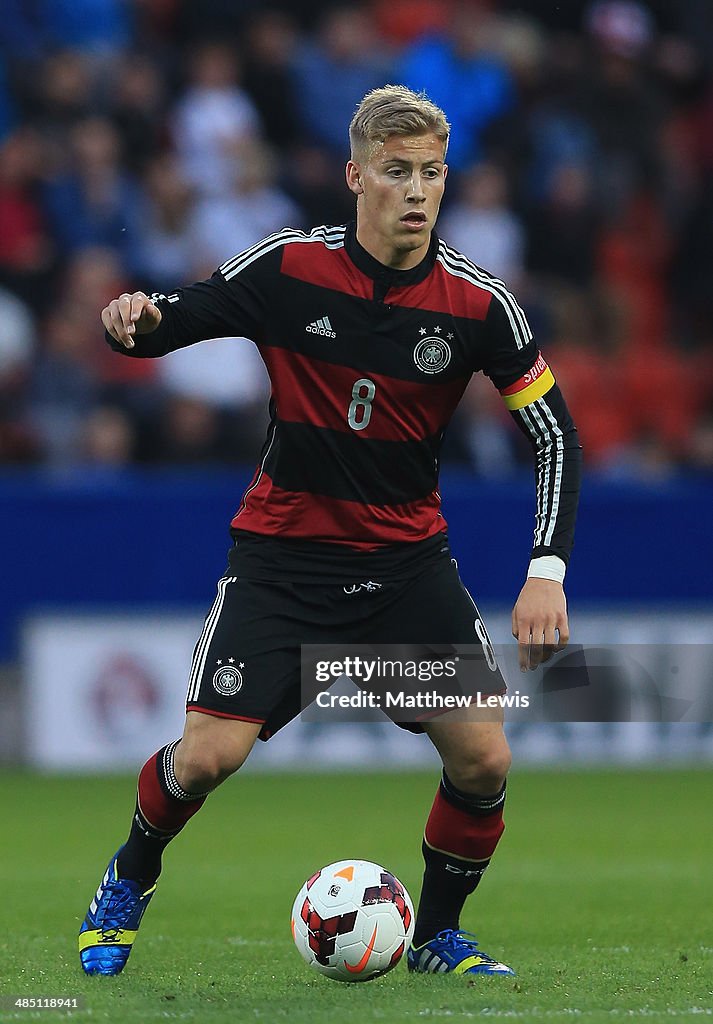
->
[412, 774, 506, 947]
[116, 804, 181, 887]
[116, 741, 209, 887]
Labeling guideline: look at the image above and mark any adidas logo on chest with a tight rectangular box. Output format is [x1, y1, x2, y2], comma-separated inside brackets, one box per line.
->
[306, 316, 336, 339]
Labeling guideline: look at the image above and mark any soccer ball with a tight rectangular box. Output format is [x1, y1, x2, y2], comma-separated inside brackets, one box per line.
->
[291, 859, 415, 982]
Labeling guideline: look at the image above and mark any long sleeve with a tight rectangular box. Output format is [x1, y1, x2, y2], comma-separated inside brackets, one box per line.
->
[103, 241, 282, 358]
[506, 378, 582, 564]
[480, 297, 583, 566]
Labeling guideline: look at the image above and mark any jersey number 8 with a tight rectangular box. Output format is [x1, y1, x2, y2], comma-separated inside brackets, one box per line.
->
[347, 378, 376, 431]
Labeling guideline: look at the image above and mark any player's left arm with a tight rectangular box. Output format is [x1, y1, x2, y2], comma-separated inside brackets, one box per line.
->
[481, 298, 583, 671]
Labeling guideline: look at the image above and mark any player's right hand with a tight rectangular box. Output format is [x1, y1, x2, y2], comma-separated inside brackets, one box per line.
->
[101, 291, 162, 349]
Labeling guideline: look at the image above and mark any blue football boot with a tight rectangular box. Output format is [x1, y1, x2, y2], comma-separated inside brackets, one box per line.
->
[408, 929, 514, 976]
[78, 849, 157, 975]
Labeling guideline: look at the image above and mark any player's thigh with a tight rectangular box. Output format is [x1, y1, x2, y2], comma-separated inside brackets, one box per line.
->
[185, 575, 302, 726]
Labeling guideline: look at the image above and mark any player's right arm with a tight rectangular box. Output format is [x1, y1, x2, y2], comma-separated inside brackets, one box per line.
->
[100, 240, 284, 358]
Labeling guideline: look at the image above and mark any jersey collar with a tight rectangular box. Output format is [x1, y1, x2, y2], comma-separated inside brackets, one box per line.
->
[344, 221, 438, 287]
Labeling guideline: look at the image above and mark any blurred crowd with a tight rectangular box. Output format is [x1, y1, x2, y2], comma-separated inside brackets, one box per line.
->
[1, 0, 712, 477]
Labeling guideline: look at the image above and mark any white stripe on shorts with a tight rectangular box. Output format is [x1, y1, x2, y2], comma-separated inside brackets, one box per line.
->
[186, 576, 237, 704]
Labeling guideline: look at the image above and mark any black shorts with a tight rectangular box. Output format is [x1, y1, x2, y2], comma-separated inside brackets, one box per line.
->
[185, 532, 505, 740]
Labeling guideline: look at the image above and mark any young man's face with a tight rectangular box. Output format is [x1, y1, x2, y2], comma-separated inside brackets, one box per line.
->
[346, 132, 448, 269]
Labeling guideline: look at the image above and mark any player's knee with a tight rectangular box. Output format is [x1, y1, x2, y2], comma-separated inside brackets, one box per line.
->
[174, 713, 261, 792]
[173, 736, 250, 792]
[448, 744, 511, 794]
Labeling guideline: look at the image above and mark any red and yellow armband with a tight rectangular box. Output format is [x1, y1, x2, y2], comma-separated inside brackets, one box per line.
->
[499, 353, 555, 410]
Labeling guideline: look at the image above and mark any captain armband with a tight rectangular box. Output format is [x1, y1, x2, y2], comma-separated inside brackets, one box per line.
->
[498, 353, 555, 410]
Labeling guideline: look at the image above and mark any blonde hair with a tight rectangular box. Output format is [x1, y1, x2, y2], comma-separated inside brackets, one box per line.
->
[349, 85, 450, 161]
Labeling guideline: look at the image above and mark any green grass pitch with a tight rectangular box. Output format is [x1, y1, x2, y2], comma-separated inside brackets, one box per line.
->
[0, 766, 711, 1023]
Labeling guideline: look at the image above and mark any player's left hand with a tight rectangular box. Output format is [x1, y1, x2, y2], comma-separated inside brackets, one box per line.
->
[511, 579, 569, 672]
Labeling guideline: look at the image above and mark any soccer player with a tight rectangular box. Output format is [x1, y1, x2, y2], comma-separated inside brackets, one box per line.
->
[79, 85, 581, 978]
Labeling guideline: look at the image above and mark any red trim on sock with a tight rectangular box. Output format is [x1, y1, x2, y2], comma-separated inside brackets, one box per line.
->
[424, 786, 505, 861]
[137, 749, 206, 832]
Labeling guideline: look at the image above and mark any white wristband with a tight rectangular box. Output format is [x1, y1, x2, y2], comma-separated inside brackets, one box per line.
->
[527, 555, 566, 584]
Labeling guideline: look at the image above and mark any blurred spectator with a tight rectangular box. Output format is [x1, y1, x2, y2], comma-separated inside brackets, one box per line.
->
[80, 405, 135, 467]
[41, 118, 144, 271]
[597, 191, 671, 351]
[618, 342, 701, 454]
[525, 162, 599, 289]
[189, 139, 304, 267]
[587, 0, 654, 62]
[26, 50, 96, 139]
[371, 0, 452, 46]
[108, 58, 169, 175]
[172, 41, 261, 198]
[439, 162, 525, 286]
[132, 156, 198, 294]
[0, 286, 37, 461]
[157, 335, 268, 407]
[138, 395, 235, 465]
[580, 0, 665, 214]
[286, 146, 356, 227]
[293, 6, 391, 156]
[444, 374, 521, 474]
[0, 128, 56, 313]
[154, 335, 270, 462]
[491, 12, 548, 96]
[242, 11, 302, 151]
[29, 306, 101, 464]
[546, 288, 700, 468]
[399, 2, 516, 170]
[538, 290, 635, 464]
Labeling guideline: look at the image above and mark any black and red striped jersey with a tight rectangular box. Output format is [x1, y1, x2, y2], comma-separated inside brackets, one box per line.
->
[108, 222, 581, 562]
